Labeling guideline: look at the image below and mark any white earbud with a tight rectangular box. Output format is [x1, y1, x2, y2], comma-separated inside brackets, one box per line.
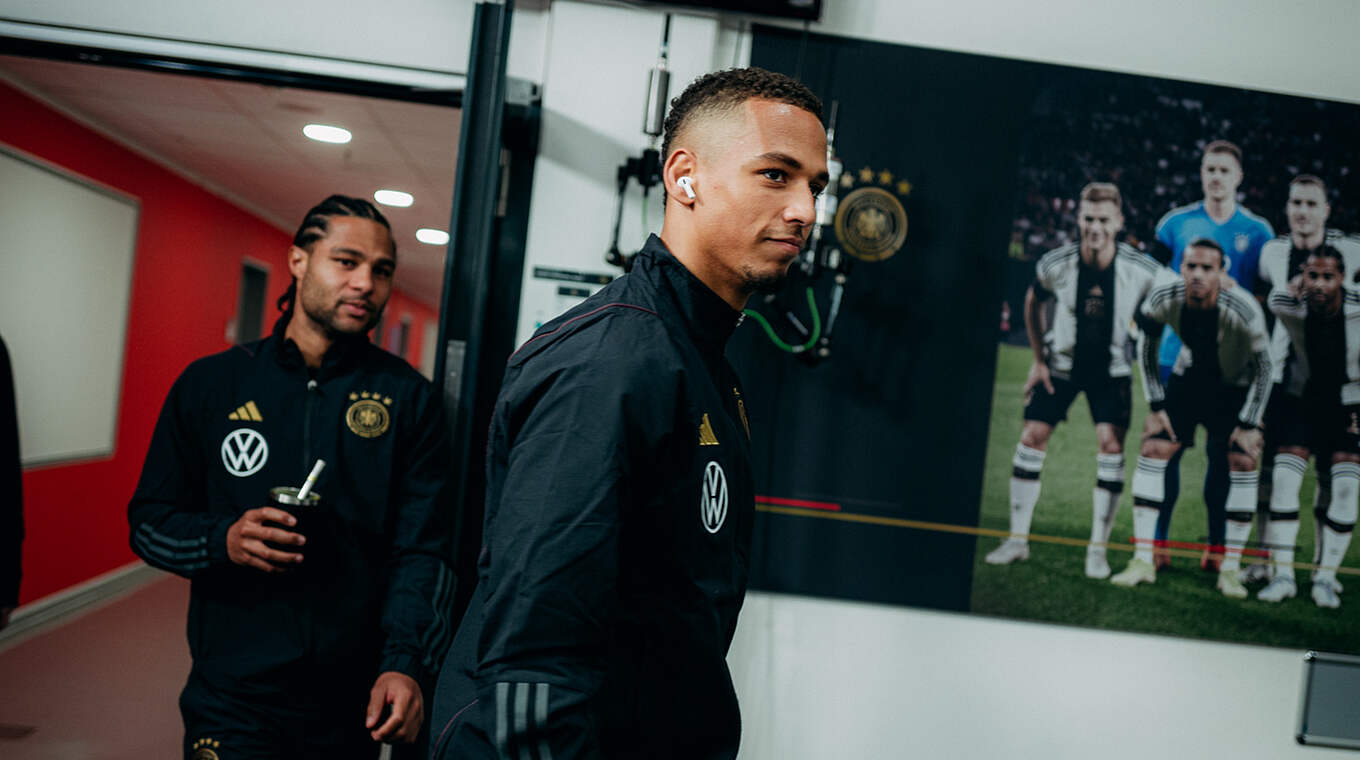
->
[677, 176, 696, 200]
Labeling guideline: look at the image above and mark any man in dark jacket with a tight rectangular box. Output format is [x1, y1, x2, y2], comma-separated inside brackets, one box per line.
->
[128, 196, 454, 759]
[431, 67, 828, 759]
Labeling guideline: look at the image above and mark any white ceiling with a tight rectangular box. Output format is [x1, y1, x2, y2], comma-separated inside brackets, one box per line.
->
[0, 54, 460, 308]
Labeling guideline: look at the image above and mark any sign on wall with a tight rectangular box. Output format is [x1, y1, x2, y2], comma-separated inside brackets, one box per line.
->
[0, 144, 139, 467]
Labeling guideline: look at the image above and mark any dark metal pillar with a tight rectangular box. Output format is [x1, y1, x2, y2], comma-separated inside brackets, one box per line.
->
[433, 0, 515, 618]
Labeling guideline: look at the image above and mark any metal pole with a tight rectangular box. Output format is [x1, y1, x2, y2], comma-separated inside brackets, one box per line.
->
[434, 0, 513, 541]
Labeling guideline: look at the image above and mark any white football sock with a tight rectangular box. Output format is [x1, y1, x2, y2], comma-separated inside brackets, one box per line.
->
[1009, 443, 1045, 541]
[1222, 470, 1260, 572]
[1091, 452, 1125, 547]
[1317, 462, 1359, 583]
[1267, 454, 1306, 578]
[1131, 457, 1168, 563]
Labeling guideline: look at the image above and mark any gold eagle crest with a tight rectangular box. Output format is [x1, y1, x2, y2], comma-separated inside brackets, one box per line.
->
[346, 392, 392, 438]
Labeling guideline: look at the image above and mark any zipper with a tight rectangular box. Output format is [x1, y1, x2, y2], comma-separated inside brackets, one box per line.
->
[303, 378, 318, 474]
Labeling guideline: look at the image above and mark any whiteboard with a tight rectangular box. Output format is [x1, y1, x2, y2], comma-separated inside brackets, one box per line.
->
[0, 144, 139, 467]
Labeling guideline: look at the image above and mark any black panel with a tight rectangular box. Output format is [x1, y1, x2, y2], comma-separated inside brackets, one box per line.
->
[738, 25, 1042, 611]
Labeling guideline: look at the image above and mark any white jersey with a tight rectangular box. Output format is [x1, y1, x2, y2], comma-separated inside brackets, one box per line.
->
[1032, 242, 1162, 379]
[1258, 230, 1360, 382]
[1136, 281, 1273, 426]
[1267, 285, 1360, 405]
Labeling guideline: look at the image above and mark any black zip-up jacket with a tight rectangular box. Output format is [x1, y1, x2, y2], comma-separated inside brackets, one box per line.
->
[128, 317, 455, 697]
[433, 235, 755, 759]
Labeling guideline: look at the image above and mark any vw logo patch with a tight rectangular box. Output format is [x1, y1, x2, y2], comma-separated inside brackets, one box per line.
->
[221, 428, 269, 477]
[700, 461, 728, 534]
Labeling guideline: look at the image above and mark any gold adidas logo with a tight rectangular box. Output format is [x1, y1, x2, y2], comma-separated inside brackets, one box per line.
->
[699, 413, 719, 446]
[228, 401, 263, 422]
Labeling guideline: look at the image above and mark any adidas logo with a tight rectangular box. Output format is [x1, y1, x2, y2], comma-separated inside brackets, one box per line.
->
[228, 401, 263, 422]
[699, 413, 719, 446]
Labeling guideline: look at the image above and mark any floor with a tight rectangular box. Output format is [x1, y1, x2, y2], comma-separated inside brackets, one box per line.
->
[0, 575, 189, 759]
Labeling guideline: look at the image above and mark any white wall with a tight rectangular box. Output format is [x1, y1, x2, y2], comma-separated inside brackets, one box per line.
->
[511, 1, 745, 341]
[0, 0, 552, 85]
[0, 0, 475, 74]
[785, 0, 1360, 104]
[516, 2, 1360, 759]
[730, 593, 1351, 760]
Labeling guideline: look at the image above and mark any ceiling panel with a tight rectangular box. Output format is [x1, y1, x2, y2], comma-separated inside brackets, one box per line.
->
[0, 54, 459, 308]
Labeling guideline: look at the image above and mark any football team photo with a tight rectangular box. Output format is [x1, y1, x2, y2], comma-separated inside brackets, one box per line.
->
[971, 65, 1360, 655]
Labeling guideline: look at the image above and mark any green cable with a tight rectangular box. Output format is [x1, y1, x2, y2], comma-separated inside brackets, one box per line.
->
[743, 287, 821, 353]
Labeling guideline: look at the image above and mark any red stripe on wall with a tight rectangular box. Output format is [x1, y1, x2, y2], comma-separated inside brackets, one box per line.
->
[756, 495, 842, 512]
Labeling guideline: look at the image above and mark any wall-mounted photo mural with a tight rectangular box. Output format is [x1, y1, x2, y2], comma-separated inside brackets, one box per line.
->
[736, 24, 1360, 655]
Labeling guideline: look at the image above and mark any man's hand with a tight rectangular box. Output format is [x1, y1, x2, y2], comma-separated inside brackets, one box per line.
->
[225, 507, 304, 573]
[1288, 272, 1306, 298]
[366, 671, 424, 743]
[1230, 426, 1264, 462]
[1023, 362, 1054, 399]
[1143, 410, 1177, 443]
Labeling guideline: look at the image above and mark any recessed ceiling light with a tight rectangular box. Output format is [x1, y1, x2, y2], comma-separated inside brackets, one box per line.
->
[374, 189, 414, 207]
[416, 228, 450, 245]
[303, 124, 352, 144]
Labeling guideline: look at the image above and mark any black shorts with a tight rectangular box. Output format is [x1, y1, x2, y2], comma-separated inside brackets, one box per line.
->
[1263, 384, 1290, 453]
[1159, 374, 1248, 449]
[1272, 392, 1360, 456]
[1024, 372, 1132, 429]
[181, 670, 379, 760]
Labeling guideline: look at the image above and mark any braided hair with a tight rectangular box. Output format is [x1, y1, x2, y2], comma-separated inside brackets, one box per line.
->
[276, 194, 393, 320]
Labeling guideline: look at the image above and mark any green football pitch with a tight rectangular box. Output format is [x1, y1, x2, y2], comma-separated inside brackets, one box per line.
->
[969, 343, 1360, 653]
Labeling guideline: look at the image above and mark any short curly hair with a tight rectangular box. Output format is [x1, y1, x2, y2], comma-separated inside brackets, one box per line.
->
[661, 67, 823, 162]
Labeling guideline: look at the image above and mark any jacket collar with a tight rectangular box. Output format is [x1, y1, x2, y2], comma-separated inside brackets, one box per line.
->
[634, 234, 744, 356]
[267, 311, 369, 380]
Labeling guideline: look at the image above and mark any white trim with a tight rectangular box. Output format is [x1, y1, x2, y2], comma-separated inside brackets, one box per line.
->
[0, 19, 467, 93]
[0, 561, 165, 653]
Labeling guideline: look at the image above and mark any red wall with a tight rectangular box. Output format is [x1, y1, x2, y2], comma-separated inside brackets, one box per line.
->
[2, 81, 437, 605]
[380, 290, 439, 371]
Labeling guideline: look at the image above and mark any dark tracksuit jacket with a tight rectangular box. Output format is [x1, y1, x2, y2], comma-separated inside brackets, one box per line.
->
[433, 235, 756, 760]
[127, 318, 455, 713]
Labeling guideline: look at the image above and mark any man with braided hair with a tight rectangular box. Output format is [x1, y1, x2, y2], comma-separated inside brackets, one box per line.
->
[432, 67, 828, 760]
[1248, 176, 1360, 588]
[128, 195, 454, 758]
[1265, 246, 1360, 607]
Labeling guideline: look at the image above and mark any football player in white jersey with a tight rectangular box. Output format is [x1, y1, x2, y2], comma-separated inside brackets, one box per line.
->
[1264, 247, 1360, 607]
[985, 183, 1162, 578]
[1112, 239, 1272, 598]
[1250, 176, 1360, 588]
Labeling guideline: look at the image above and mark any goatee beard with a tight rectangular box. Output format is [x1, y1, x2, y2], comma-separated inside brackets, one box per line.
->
[743, 269, 790, 296]
[301, 300, 379, 339]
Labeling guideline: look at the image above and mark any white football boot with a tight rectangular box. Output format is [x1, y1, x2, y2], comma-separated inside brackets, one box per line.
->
[985, 538, 1030, 565]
